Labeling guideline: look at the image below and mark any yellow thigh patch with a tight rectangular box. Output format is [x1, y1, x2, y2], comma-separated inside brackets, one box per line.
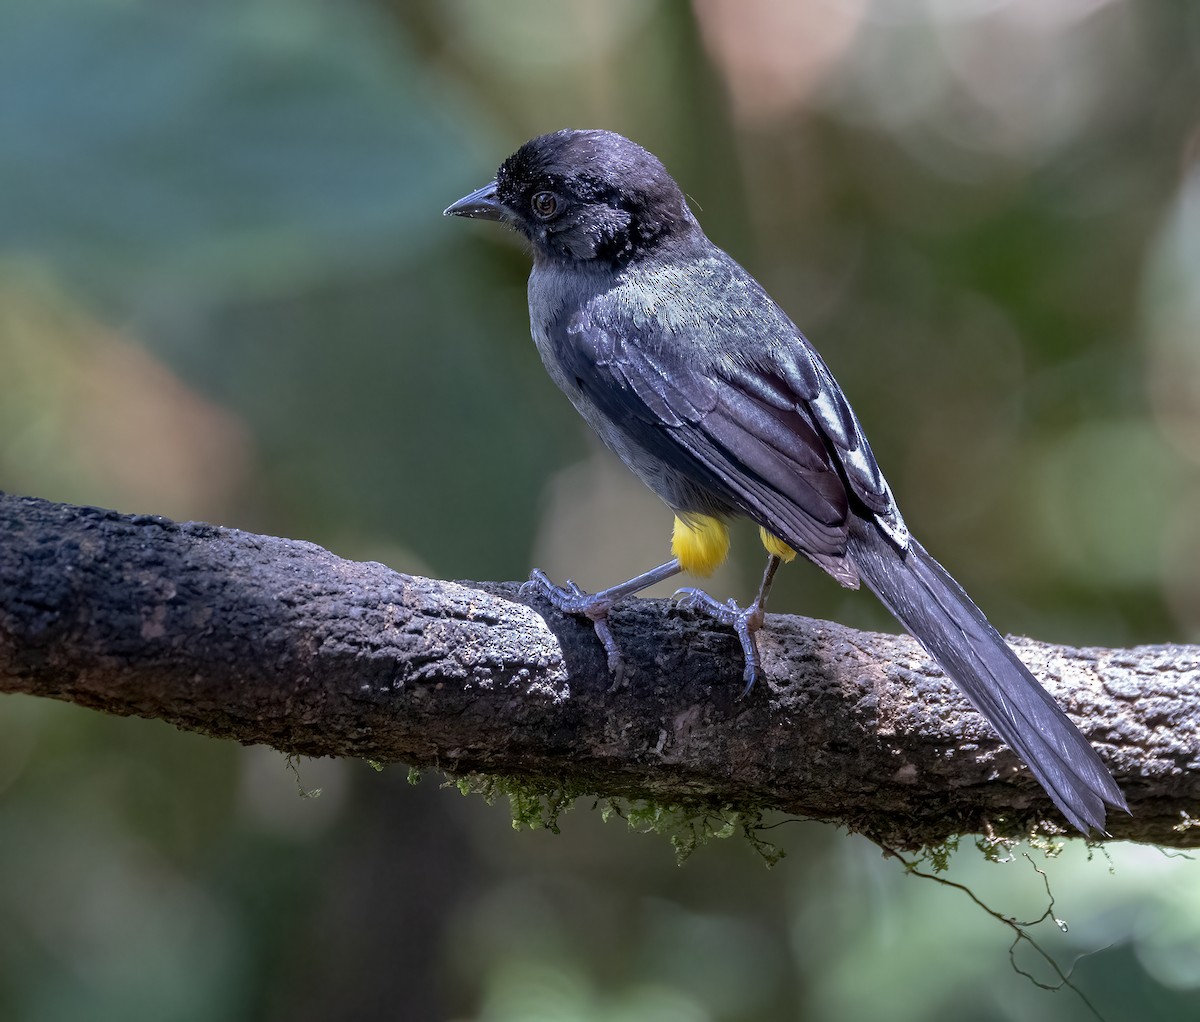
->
[672, 514, 730, 577]
[759, 527, 797, 562]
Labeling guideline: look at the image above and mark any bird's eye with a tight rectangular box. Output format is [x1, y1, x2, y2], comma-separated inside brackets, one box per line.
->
[530, 191, 559, 220]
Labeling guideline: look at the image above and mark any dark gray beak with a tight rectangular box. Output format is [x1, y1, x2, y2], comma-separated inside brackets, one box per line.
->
[443, 181, 505, 221]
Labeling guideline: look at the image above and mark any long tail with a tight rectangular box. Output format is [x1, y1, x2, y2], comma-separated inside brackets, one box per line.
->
[846, 520, 1127, 833]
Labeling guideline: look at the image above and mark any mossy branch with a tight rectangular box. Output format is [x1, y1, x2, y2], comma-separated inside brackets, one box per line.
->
[1, 492, 1196, 849]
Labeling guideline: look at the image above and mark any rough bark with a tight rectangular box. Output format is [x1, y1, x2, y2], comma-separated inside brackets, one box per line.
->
[1, 492, 1197, 849]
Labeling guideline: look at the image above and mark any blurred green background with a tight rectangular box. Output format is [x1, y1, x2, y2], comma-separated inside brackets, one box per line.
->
[2, 0, 1199, 1019]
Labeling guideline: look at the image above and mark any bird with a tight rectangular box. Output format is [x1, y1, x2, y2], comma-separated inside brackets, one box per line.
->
[444, 128, 1127, 834]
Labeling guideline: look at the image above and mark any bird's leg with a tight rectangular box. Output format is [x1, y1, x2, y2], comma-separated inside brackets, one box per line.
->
[521, 559, 683, 681]
[675, 554, 783, 695]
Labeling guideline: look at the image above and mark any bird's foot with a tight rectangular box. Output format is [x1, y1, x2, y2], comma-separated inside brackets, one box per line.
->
[521, 570, 624, 684]
[673, 587, 766, 696]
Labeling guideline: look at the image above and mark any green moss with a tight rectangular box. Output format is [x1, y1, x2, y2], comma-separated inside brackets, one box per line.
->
[975, 833, 1019, 864]
[1025, 831, 1066, 859]
[903, 836, 960, 874]
[450, 774, 589, 834]
[445, 772, 785, 865]
[612, 799, 785, 866]
[896, 827, 1061, 875]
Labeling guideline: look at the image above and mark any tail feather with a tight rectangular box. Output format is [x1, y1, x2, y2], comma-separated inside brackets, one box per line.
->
[846, 521, 1127, 833]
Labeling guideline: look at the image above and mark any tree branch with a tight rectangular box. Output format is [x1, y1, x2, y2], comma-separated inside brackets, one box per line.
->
[2, 492, 1196, 848]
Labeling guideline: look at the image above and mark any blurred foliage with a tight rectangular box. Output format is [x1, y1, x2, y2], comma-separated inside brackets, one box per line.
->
[2, 0, 1200, 1019]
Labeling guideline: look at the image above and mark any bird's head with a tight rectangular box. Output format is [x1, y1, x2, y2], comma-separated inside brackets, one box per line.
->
[444, 129, 696, 266]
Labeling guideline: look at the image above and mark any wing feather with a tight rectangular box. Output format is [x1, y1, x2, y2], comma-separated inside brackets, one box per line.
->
[546, 250, 906, 572]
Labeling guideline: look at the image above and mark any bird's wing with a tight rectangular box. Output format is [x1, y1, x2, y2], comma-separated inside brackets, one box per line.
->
[555, 281, 905, 568]
[774, 341, 908, 547]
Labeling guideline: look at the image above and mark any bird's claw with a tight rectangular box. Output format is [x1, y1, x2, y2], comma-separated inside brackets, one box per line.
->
[673, 586, 765, 696]
[672, 587, 739, 622]
[522, 569, 624, 683]
[522, 570, 608, 619]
